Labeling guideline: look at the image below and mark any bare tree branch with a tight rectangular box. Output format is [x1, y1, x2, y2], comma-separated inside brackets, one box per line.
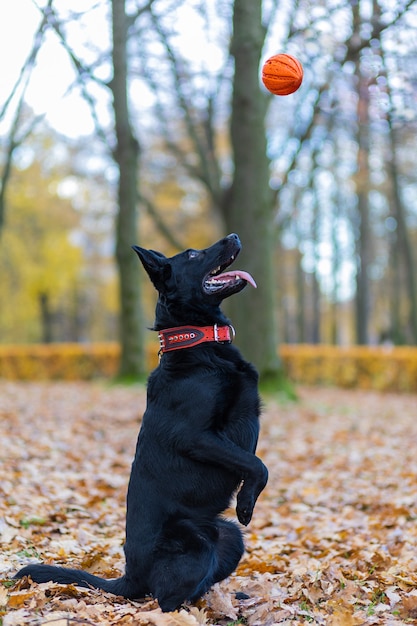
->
[134, 47, 209, 184]
[147, 4, 222, 202]
[345, 0, 417, 61]
[0, 0, 51, 233]
[288, 1, 346, 39]
[139, 193, 184, 250]
[273, 82, 328, 205]
[0, 103, 44, 233]
[0, 3, 50, 122]
[31, 0, 111, 148]
[126, 0, 157, 30]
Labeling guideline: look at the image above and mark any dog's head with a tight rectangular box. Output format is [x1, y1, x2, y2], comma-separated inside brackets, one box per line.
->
[132, 233, 256, 328]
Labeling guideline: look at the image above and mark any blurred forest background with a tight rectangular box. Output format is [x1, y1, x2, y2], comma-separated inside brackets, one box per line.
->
[1, 0, 417, 380]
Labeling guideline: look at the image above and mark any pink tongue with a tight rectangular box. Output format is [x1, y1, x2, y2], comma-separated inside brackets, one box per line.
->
[218, 270, 257, 288]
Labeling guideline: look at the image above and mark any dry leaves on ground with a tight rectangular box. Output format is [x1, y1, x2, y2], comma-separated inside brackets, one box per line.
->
[0, 381, 417, 625]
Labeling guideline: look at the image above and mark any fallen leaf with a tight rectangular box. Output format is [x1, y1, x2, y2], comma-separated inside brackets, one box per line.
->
[135, 608, 199, 625]
[205, 584, 238, 620]
[3, 608, 31, 626]
[7, 591, 35, 609]
[0, 585, 9, 606]
[187, 606, 208, 624]
[327, 602, 361, 626]
[398, 592, 417, 619]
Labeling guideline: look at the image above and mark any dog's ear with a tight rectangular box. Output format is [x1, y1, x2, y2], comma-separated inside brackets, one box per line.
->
[132, 246, 171, 291]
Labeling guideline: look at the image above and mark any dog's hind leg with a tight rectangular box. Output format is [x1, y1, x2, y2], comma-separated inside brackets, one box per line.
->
[149, 544, 217, 612]
[148, 519, 220, 612]
[148, 518, 245, 612]
[211, 518, 244, 584]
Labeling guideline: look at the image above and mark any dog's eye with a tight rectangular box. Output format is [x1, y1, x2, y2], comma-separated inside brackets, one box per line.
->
[188, 250, 199, 259]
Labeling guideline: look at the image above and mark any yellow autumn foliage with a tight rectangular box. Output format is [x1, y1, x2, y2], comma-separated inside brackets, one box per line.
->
[0, 343, 121, 381]
[280, 344, 417, 393]
[0, 343, 416, 391]
[0, 156, 85, 343]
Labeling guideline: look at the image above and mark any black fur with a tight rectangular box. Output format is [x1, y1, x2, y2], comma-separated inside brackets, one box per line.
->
[15, 233, 268, 612]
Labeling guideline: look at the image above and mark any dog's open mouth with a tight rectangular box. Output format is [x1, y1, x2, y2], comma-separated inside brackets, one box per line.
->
[203, 256, 257, 294]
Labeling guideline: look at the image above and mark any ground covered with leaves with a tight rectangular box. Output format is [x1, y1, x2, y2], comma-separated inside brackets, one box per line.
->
[1, 381, 417, 625]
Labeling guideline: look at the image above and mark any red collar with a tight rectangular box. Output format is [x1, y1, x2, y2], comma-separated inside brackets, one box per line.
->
[158, 324, 235, 354]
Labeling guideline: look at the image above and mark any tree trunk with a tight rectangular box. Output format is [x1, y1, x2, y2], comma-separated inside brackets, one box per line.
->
[39, 292, 53, 343]
[311, 190, 321, 344]
[354, 72, 371, 345]
[386, 101, 417, 345]
[110, 0, 145, 378]
[223, 0, 282, 383]
[389, 230, 404, 344]
[296, 251, 306, 343]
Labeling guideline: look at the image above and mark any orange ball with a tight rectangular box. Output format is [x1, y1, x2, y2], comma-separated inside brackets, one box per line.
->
[261, 53, 303, 96]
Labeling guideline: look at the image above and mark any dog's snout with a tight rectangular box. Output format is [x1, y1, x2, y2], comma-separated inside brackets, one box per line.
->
[226, 233, 241, 245]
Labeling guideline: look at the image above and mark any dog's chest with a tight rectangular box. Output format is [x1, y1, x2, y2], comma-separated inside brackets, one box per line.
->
[144, 358, 259, 453]
[208, 365, 260, 452]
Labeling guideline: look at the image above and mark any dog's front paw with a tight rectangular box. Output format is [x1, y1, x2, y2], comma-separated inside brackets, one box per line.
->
[236, 491, 254, 526]
[236, 506, 253, 526]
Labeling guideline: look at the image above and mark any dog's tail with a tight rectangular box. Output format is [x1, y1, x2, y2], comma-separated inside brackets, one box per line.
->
[14, 564, 138, 599]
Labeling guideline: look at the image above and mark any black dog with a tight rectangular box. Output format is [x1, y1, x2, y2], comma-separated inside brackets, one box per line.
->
[15, 233, 268, 612]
